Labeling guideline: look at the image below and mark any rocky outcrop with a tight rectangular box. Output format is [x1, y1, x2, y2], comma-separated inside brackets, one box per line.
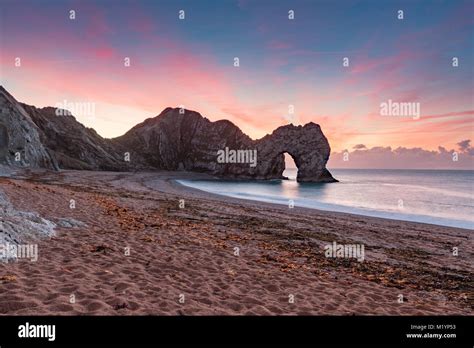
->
[256, 123, 336, 182]
[113, 108, 256, 173]
[0, 86, 337, 182]
[115, 108, 337, 182]
[0, 190, 56, 253]
[0, 87, 58, 170]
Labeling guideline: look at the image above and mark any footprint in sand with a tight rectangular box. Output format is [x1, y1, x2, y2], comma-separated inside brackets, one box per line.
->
[114, 282, 130, 292]
[84, 300, 106, 312]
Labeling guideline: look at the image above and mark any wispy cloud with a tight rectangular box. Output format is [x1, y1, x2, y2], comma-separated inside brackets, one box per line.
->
[0, 0, 472, 161]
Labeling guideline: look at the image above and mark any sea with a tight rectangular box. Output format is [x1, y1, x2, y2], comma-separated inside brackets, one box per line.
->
[177, 169, 474, 230]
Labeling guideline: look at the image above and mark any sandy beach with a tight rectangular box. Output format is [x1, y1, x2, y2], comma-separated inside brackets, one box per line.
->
[0, 169, 472, 315]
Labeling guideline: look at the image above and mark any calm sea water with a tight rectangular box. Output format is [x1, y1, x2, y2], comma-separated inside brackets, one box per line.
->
[178, 169, 474, 229]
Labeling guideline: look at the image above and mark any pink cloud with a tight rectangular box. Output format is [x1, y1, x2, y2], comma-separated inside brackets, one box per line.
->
[420, 110, 474, 121]
[93, 47, 116, 59]
[329, 142, 474, 170]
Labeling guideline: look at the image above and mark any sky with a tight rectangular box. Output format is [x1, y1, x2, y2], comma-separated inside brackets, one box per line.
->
[0, 0, 473, 169]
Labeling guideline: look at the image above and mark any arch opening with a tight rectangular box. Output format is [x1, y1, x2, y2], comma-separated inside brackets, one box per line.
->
[283, 152, 298, 180]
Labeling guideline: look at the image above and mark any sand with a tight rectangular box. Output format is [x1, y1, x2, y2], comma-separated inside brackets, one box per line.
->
[0, 169, 472, 315]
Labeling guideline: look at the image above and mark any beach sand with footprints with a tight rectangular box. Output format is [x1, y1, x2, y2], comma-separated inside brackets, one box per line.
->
[0, 169, 472, 315]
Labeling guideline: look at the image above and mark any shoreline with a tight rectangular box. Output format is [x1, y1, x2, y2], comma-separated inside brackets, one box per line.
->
[172, 176, 473, 232]
[0, 169, 472, 315]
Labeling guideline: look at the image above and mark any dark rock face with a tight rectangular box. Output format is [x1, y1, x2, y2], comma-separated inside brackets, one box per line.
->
[114, 108, 256, 173]
[21, 104, 129, 171]
[0, 87, 58, 170]
[0, 86, 337, 182]
[0, 123, 8, 162]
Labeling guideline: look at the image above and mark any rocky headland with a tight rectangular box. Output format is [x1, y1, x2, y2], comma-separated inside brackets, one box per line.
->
[0, 86, 336, 183]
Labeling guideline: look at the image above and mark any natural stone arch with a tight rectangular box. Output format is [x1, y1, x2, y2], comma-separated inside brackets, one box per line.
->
[255, 123, 337, 182]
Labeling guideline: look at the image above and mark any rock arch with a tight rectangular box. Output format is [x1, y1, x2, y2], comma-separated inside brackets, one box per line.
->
[126, 108, 339, 183]
[255, 123, 337, 182]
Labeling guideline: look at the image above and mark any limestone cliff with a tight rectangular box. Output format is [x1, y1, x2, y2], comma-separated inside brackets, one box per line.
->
[0, 86, 58, 170]
[0, 86, 337, 182]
